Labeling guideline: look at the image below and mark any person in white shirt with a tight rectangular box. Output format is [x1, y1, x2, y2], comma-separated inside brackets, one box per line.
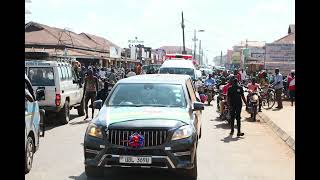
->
[239, 69, 247, 83]
[127, 69, 136, 77]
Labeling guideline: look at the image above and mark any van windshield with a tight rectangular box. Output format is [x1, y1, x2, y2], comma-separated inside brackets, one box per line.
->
[159, 67, 195, 78]
[28, 67, 55, 86]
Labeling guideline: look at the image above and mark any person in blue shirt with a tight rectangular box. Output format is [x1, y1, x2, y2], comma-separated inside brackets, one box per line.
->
[204, 74, 216, 86]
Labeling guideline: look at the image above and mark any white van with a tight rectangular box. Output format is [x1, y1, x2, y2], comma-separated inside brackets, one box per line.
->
[25, 60, 85, 124]
[159, 59, 197, 80]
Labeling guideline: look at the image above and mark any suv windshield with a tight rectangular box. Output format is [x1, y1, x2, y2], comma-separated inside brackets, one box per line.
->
[107, 83, 186, 107]
[28, 67, 55, 86]
[159, 68, 195, 78]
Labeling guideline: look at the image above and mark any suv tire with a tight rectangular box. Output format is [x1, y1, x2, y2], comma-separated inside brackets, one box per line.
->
[59, 100, 70, 124]
[25, 136, 34, 174]
[77, 99, 85, 116]
[85, 166, 104, 177]
[186, 151, 197, 180]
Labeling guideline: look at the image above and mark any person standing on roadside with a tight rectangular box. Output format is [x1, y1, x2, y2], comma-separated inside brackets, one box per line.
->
[287, 70, 295, 106]
[127, 69, 136, 77]
[227, 78, 247, 136]
[83, 69, 99, 120]
[272, 68, 284, 109]
[239, 69, 247, 84]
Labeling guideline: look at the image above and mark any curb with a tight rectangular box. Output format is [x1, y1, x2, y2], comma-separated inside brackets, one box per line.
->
[257, 112, 295, 152]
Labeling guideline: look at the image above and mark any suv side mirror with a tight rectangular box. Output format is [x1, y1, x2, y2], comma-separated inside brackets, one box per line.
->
[36, 88, 45, 101]
[193, 102, 204, 111]
[93, 100, 103, 109]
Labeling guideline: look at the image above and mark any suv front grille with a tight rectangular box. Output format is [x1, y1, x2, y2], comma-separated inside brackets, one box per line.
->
[106, 129, 168, 147]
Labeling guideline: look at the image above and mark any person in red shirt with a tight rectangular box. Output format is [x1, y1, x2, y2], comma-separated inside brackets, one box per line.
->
[220, 78, 233, 116]
[287, 70, 295, 106]
[246, 78, 262, 112]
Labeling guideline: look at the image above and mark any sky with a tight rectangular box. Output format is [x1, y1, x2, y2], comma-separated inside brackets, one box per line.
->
[26, 0, 294, 61]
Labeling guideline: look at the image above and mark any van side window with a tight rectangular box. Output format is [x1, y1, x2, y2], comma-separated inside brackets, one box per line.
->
[58, 67, 65, 80]
[61, 66, 67, 80]
[67, 67, 72, 80]
[63, 66, 69, 80]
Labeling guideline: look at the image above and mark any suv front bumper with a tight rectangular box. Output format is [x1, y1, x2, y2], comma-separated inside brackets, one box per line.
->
[84, 135, 197, 170]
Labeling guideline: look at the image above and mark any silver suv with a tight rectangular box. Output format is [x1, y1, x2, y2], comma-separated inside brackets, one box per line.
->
[25, 60, 85, 124]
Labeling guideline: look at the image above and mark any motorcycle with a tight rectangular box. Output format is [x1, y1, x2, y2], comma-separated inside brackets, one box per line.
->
[219, 94, 231, 124]
[246, 89, 259, 122]
[204, 83, 215, 105]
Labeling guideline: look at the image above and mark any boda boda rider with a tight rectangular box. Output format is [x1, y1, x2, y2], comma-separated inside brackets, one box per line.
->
[246, 78, 262, 113]
[219, 77, 233, 118]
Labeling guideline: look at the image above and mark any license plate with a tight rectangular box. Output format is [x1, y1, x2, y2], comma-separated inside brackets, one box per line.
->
[119, 156, 152, 164]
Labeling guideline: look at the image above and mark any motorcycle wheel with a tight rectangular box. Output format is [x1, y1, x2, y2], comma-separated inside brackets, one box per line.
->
[253, 106, 257, 121]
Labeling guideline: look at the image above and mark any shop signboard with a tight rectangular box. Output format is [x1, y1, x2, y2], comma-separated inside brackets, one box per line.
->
[265, 43, 295, 62]
[232, 52, 241, 64]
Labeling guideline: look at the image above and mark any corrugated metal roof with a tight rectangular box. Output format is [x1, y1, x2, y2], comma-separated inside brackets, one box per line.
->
[25, 22, 119, 52]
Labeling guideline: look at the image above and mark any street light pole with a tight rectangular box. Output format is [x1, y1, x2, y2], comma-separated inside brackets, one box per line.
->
[193, 29, 197, 60]
[199, 40, 201, 65]
[181, 11, 186, 54]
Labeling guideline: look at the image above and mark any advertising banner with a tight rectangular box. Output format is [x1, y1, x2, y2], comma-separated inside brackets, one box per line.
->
[130, 46, 137, 60]
[110, 46, 121, 58]
[232, 52, 241, 64]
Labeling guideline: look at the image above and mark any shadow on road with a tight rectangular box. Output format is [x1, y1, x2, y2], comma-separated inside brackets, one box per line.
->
[221, 135, 244, 143]
[69, 168, 180, 180]
[214, 122, 230, 129]
[69, 119, 91, 125]
[44, 113, 81, 131]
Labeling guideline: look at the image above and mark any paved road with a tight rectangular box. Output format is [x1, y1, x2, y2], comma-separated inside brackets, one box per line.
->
[26, 103, 294, 180]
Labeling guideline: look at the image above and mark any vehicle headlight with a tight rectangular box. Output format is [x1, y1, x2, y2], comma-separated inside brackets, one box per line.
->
[252, 95, 259, 101]
[86, 123, 103, 139]
[171, 125, 194, 141]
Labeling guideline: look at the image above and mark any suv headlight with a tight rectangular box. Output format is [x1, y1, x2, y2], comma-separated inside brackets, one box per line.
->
[86, 123, 103, 139]
[171, 125, 194, 141]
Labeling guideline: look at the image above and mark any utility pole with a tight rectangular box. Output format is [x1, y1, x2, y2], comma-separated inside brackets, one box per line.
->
[193, 30, 198, 62]
[199, 40, 201, 65]
[181, 12, 186, 54]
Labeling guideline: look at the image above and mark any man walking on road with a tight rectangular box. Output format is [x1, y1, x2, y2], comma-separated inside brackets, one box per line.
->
[272, 68, 284, 109]
[227, 78, 247, 136]
[83, 69, 99, 120]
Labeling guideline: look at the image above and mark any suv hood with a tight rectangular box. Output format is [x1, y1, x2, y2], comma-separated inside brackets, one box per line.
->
[94, 106, 191, 127]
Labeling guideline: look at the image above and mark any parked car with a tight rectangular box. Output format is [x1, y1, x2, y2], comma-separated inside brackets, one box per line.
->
[84, 74, 204, 179]
[25, 60, 85, 124]
[25, 74, 45, 174]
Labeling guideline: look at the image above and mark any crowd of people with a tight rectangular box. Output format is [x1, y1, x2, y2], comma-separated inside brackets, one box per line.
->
[71, 62, 144, 120]
[201, 67, 295, 136]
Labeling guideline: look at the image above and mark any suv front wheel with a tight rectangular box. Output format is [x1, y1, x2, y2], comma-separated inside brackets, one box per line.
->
[58, 100, 70, 124]
[85, 166, 104, 177]
[25, 136, 34, 174]
[186, 151, 198, 180]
